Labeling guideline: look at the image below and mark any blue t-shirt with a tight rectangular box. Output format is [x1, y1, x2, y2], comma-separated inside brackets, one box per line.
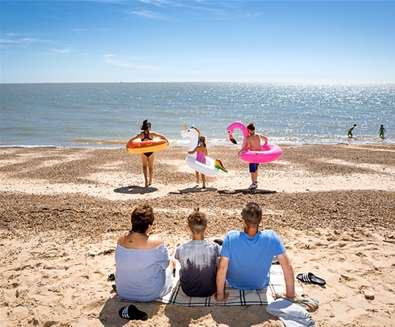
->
[220, 230, 285, 290]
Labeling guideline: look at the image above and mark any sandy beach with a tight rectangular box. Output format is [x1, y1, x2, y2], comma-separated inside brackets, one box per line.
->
[1, 144, 394, 327]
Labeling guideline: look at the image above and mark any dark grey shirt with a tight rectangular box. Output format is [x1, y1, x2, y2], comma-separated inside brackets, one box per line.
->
[175, 240, 220, 297]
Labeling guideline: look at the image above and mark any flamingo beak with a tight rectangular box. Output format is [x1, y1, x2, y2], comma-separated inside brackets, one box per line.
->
[228, 131, 237, 145]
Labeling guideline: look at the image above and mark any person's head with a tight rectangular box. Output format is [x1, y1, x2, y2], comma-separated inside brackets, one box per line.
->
[188, 208, 207, 235]
[131, 204, 155, 234]
[380, 124, 384, 128]
[199, 136, 206, 147]
[353, 124, 357, 127]
[247, 123, 255, 135]
[141, 120, 152, 132]
[241, 202, 262, 230]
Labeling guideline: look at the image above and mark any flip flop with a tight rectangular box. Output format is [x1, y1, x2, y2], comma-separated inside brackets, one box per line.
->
[360, 285, 375, 300]
[297, 272, 326, 286]
[119, 305, 148, 321]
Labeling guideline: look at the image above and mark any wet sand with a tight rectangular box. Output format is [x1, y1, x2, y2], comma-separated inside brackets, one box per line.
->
[0, 144, 394, 326]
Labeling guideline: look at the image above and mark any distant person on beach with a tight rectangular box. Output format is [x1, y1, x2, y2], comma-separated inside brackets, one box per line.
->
[215, 202, 295, 301]
[379, 124, 385, 140]
[347, 124, 357, 138]
[240, 123, 268, 190]
[188, 135, 208, 188]
[130, 120, 169, 187]
[174, 208, 220, 297]
[115, 204, 173, 301]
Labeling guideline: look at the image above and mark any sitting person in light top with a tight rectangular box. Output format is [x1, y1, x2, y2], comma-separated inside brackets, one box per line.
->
[175, 208, 220, 297]
[216, 202, 295, 301]
[115, 204, 173, 301]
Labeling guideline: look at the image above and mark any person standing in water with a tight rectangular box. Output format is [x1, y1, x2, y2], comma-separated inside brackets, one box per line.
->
[348, 124, 357, 138]
[240, 123, 268, 190]
[379, 125, 385, 140]
[188, 135, 208, 189]
[130, 120, 169, 187]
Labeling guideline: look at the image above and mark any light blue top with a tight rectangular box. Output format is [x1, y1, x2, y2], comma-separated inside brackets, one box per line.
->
[220, 230, 285, 290]
[115, 244, 171, 301]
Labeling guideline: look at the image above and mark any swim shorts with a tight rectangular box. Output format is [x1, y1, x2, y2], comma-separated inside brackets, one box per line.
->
[249, 163, 259, 173]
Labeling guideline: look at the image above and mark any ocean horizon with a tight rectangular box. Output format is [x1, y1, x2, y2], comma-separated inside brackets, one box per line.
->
[1, 82, 394, 147]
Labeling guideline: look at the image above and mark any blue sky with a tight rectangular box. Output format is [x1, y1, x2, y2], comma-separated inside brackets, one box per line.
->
[1, 0, 394, 83]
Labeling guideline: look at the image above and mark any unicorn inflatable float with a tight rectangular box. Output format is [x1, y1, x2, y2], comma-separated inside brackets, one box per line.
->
[227, 121, 283, 163]
[181, 127, 227, 176]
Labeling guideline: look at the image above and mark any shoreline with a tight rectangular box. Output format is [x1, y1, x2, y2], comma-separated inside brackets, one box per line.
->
[1, 139, 395, 150]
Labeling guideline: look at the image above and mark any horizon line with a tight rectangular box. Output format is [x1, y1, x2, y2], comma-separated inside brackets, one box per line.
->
[1, 81, 395, 86]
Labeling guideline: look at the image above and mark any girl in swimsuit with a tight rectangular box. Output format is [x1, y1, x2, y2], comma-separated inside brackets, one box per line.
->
[130, 120, 169, 187]
[188, 136, 208, 188]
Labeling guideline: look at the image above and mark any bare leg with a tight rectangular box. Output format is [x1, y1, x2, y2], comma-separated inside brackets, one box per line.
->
[251, 171, 258, 183]
[195, 171, 200, 185]
[201, 174, 206, 188]
[141, 154, 149, 187]
[148, 155, 154, 186]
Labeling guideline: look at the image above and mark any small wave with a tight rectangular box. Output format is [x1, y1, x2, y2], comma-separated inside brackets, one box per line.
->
[71, 138, 127, 145]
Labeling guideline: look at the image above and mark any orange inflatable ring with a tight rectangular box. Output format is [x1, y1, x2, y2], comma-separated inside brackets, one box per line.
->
[126, 138, 168, 154]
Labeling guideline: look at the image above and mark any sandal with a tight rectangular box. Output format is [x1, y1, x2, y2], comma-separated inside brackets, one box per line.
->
[119, 305, 148, 321]
[297, 272, 326, 286]
[360, 285, 375, 300]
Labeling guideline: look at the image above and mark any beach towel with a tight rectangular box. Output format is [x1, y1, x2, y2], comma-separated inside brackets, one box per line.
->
[267, 299, 315, 327]
[156, 265, 303, 307]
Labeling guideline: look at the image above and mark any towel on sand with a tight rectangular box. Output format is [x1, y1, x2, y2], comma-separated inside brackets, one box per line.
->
[157, 265, 303, 307]
[267, 299, 315, 327]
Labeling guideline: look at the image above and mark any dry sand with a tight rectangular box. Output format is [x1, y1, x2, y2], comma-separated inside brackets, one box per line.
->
[0, 144, 394, 327]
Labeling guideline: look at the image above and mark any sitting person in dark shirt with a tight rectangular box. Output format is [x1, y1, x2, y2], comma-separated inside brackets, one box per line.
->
[174, 208, 220, 297]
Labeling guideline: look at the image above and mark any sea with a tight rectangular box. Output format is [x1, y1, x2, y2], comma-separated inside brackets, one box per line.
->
[0, 83, 394, 147]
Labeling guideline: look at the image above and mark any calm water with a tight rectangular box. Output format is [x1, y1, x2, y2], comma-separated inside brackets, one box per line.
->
[0, 83, 394, 147]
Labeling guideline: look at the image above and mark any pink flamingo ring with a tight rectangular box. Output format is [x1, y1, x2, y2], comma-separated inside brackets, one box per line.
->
[226, 121, 283, 163]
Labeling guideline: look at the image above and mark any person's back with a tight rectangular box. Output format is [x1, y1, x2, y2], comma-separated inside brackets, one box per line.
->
[116, 241, 169, 301]
[216, 202, 295, 301]
[175, 240, 219, 297]
[247, 134, 262, 151]
[175, 209, 220, 297]
[115, 204, 172, 301]
[221, 229, 284, 289]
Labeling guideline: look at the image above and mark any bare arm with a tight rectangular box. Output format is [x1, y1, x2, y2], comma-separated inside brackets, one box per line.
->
[130, 133, 142, 142]
[239, 137, 249, 155]
[277, 253, 295, 298]
[151, 132, 169, 143]
[215, 256, 229, 301]
[260, 134, 269, 145]
[188, 145, 199, 154]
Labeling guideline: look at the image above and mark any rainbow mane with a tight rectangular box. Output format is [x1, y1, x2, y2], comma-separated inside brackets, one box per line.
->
[214, 159, 227, 172]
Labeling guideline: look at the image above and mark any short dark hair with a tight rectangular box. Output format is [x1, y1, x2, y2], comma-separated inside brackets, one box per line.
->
[241, 202, 262, 226]
[188, 208, 207, 234]
[247, 123, 255, 131]
[131, 204, 154, 233]
[141, 120, 151, 131]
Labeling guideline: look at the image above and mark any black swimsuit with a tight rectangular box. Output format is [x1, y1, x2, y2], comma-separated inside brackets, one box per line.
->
[142, 132, 153, 157]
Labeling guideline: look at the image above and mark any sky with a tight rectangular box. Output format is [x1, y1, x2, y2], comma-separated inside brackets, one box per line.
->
[0, 0, 394, 84]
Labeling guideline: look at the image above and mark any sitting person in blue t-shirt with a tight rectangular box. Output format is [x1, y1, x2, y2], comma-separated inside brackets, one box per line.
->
[215, 202, 295, 301]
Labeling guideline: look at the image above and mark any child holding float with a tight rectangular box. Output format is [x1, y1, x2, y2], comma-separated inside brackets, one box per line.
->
[242, 123, 269, 190]
[227, 121, 281, 191]
[189, 135, 208, 188]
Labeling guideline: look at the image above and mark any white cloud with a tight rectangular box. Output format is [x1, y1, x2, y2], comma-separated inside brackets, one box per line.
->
[0, 37, 51, 45]
[104, 54, 160, 71]
[50, 48, 72, 54]
[138, 0, 170, 6]
[128, 9, 168, 20]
